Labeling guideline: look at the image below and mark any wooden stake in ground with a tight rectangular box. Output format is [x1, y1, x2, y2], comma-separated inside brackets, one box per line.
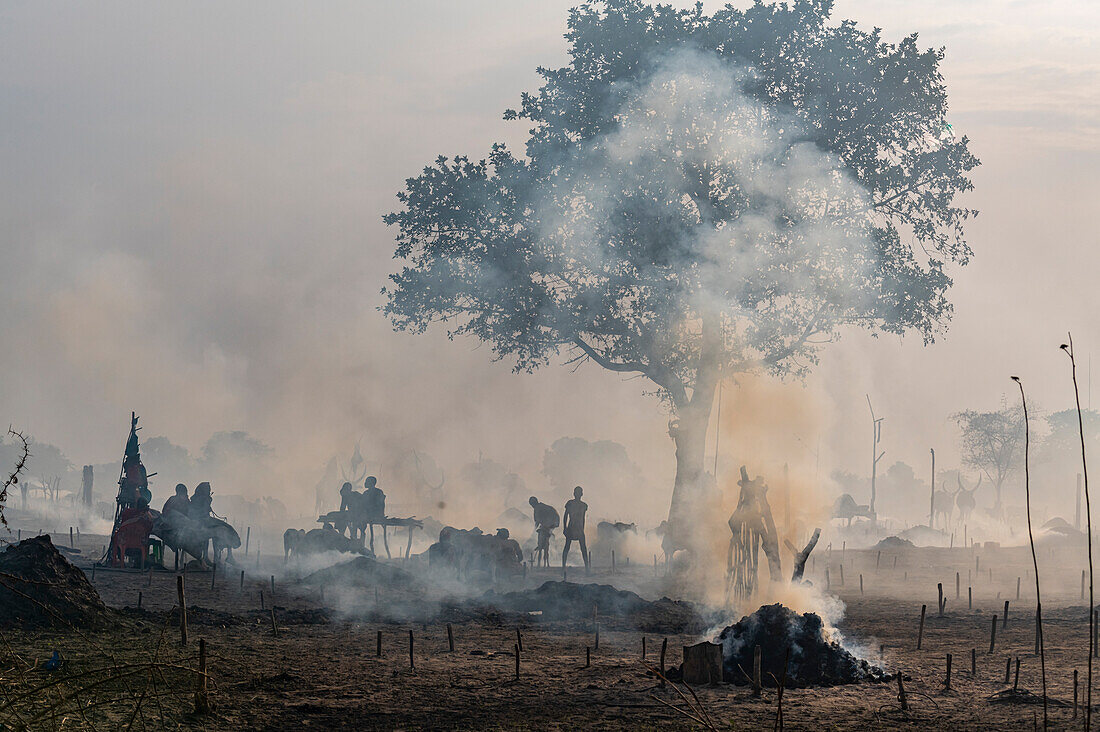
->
[1062, 335, 1093, 732]
[897, 672, 909, 712]
[260, 590, 265, 611]
[971, 648, 976, 676]
[271, 575, 275, 596]
[989, 615, 997, 654]
[956, 572, 960, 599]
[194, 638, 210, 714]
[586, 646, 591, 668]
[659, 638, 667, 684]
[1005, 657, 1012, 685]
[377, 630, 382, 657]
[409, 630, 414, 669]
[969, 586, 973, 610]
[945, 653, 952, 690]
[938, 584, 944, 617]
[177, 574, 188, 646]
[1012, 375, 1047, 729]
[245, 526, 250, 555]
[447, 624, 454, 652]
[642, 636, 646, 660]
[917, 605, 926, 650]
[269, 607, 278, 637]
[774, 646, 790, 732]
[516, 628, 523, 653]
[753, 645, 762, 697]
[1004, 600, 1009, 627]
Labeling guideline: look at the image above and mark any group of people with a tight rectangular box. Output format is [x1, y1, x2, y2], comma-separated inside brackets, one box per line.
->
[328, 476, 388, 551]
[529, 485, 590, 572]
[161, 481, 215, 524]
[156, 481, 239, 567]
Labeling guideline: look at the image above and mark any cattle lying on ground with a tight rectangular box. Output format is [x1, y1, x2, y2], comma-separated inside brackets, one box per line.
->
[284, 526, 373, 560]
[428, 527, 523, 580]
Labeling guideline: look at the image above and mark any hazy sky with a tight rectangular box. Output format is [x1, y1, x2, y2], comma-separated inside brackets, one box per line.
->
[0, 1, 1097, 512]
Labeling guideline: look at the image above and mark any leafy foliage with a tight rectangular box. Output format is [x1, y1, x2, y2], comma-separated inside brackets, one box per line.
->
[953, 406, 1026, 503]
[383, 0, 978, 414]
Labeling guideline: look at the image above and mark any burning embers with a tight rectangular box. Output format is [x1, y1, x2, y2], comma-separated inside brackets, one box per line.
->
[714, 603, 887, 688]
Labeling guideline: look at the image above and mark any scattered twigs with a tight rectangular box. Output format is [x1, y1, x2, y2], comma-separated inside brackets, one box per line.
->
[644, 661, 717, 730]
[0, 427, 29, 527]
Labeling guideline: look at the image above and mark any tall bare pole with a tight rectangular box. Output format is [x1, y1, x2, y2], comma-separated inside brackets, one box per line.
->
[713, 380, 723, 478]
[1063, 335, 1092, 731]
[1013, 375, 1046, 728]
[866, 395, 884, 515]
[929, 448, 935, 529]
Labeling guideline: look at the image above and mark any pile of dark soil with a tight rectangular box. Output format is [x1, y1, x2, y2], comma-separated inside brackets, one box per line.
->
[301, 556, 416, 589]
[715, 603, 887, 687]
[0, 535, 109, 629]
[873, 536, 915, 551]
[474, 581, 704, 632]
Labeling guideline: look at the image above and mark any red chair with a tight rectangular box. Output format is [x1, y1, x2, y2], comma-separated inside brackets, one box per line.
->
[111, 508, 154, 568]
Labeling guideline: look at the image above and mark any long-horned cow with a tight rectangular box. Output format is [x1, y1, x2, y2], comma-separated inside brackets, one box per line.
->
[932, 483, 957, 530]
[955, 474, 981, 525]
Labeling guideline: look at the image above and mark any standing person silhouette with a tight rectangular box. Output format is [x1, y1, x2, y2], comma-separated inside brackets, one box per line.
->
[562, 486, 590, 573]
[529, 496, 559, 568]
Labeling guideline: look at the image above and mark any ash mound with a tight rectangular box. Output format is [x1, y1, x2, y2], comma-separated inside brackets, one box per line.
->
[873, 536, 915, 551]
[0, 535, 109, 629]
[301, 556, 416, 588]
[716, 603, 887, 687]
[474, 581, 703, 632]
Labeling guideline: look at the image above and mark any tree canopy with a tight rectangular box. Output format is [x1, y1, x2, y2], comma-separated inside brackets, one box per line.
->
[953, 405, 1026, 508]
[383, 0, 978, 414]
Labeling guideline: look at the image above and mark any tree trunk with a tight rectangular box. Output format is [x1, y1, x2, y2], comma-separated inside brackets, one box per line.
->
[665, 383, 718, 554]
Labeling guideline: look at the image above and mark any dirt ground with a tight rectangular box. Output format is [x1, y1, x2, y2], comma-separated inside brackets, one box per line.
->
[1, 534, 1097, 730]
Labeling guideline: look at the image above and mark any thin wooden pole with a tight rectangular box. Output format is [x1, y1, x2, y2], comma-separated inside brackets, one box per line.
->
[1063, 335, 1093, 732]
[447, 624, 454, 652]
[177, 575, 188, 646]
[989, 615, 998, 654]
[377, 630, 382, 657]
[1013, 375, 1047, 729]
[917, 605, 926, 650]
[409, 630, 414, 669]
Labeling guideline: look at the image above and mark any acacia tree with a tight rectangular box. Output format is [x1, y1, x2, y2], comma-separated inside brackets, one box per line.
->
[383, 0, 978, 551]
[953, 406, 1027, 515]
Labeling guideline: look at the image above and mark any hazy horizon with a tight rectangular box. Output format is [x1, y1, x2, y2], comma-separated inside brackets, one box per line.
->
[1, 1, 1097, 524]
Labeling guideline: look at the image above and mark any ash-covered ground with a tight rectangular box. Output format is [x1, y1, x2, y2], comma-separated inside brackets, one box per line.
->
[0, 531, 1094, 729]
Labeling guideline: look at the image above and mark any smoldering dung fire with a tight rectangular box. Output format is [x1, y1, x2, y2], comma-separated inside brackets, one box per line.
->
[714, 603, 889, 687]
